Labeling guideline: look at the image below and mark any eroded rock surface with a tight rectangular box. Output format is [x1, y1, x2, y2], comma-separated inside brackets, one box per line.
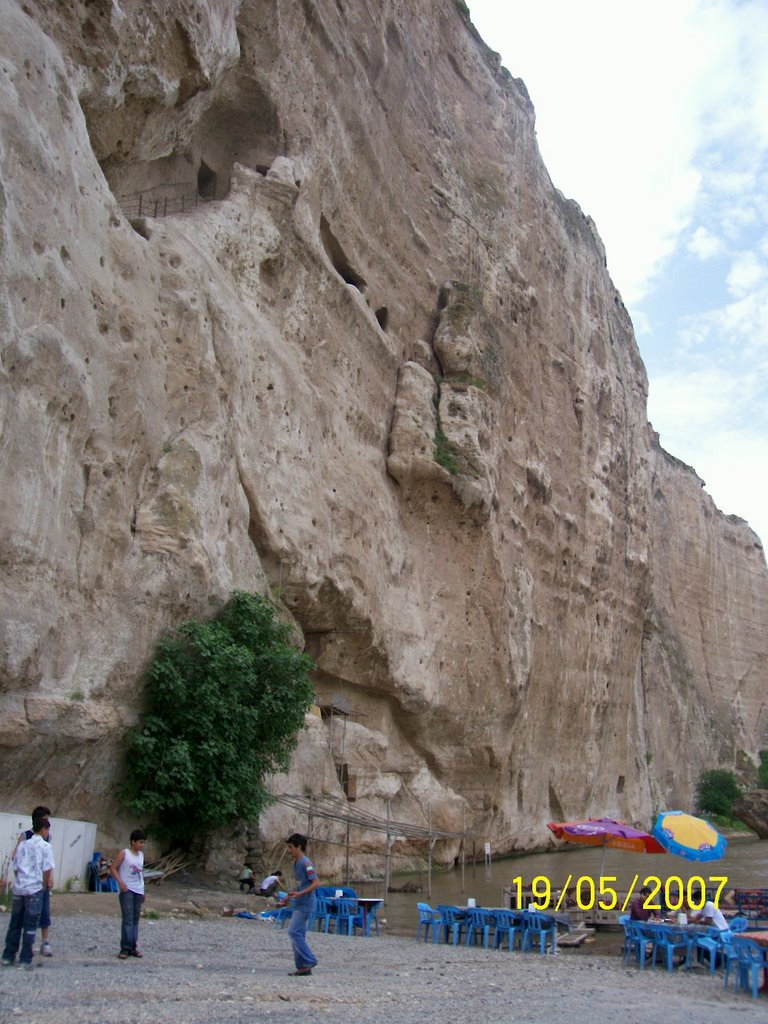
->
[733, 791, 768, 839]
[0, 1, 766, 866]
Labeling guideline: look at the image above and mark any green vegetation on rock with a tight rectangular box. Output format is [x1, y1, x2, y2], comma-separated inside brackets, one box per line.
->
[122, 591, 315, 848]
[696, 768, 742, 820]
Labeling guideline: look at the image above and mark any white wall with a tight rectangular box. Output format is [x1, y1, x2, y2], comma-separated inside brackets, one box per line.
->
[0, 812, 97, 889]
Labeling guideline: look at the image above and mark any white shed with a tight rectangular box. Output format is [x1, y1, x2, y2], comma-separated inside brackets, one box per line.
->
[0, 812, 97, 890]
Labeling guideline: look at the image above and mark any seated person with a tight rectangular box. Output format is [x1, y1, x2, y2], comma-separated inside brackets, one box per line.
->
[258, 870, 283, 897]
[691, 899, 730, 931]
[238, 865, 255, 893]
[629, 886, 659, 921]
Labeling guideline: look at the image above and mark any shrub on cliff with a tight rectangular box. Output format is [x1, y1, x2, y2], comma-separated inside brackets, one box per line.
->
[122, 591, 315, 848]
[696, 768, 742, 820]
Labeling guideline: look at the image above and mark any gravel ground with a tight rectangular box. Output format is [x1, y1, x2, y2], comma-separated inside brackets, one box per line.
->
[1, 895, 766, 1024]
[1, 909, 768, 1019]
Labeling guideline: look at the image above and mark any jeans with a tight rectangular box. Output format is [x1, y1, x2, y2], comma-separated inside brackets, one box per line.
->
[3, 890, 43, 965]
[39, 888, 51, 930]
[287, 906, 318, 970]
[119, 890, 144, 953]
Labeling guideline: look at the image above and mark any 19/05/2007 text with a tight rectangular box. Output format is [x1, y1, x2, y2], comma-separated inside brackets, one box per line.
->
[510, 875, 729, 913]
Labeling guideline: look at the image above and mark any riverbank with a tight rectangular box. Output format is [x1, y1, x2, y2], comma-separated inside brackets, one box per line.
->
[1, 903, 764, 1024]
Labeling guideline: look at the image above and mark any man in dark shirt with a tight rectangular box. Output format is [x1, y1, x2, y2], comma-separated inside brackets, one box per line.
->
[630, 885, 656, 921]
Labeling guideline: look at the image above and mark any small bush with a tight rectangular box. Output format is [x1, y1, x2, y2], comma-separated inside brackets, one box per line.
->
[121, 591, 315, 848]
[697, 769, 742, 819]
[434, 424, 461, 475]
[758, 750, 768, 788]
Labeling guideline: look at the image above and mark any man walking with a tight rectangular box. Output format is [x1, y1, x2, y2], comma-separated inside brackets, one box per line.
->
[285, 833, 320, 976]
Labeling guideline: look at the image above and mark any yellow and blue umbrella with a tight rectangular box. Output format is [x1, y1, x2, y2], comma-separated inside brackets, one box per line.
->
[652, 810, 727, 862]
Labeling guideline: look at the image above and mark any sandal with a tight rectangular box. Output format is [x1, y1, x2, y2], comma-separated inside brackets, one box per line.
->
[118, 952, 129, 960]
[130, 950, 143, 958]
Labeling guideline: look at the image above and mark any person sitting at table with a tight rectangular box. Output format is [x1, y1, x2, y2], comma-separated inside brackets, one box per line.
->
[629, 886, 660, 921]
[691, 898, 730, 931]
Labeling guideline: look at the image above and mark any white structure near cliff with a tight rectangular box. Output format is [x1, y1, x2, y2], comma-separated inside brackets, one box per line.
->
[0, 814, 96, 890]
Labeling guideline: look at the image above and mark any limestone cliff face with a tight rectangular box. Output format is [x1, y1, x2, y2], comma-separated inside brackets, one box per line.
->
[1, 0, 766, 864]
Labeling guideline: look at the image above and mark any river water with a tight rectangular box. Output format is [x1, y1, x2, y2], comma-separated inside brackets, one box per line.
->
[377, 835, 768, 940]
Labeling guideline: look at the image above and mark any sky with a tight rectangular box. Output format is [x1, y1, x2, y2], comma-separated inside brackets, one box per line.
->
[467, 0, 768, 548]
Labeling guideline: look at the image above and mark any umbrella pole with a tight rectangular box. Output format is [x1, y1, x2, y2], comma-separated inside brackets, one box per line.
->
[599, 842, 607, 879]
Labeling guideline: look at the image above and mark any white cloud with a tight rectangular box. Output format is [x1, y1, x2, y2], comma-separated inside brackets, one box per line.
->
[726, 252, 766, 298]
[648, 369, 753, 434]
[663, 427, 768, 545]
[680, 280, 768, 360]
[688, 226, 723, 260]
[468, 0, 768, 538]
[649, 376, 768, 544]
[468, 0, 768, 302]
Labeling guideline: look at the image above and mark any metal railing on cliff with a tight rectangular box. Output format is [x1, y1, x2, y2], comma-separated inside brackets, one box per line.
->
[117, 188, 213, 219]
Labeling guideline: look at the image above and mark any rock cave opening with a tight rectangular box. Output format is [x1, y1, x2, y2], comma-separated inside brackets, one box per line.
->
[197, 160, 217, 199]
[320, 214, 367, 291]
[195, 74, 284, 200]
[93, 74, 284, 220]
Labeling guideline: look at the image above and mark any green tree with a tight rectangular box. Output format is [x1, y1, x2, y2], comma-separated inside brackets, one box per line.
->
[696, 768, 742, 819]
[759, 750, 768, 789]
[122, 591, 315, 847]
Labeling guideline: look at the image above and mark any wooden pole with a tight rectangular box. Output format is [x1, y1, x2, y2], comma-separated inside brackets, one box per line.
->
[383, 799, 391, 906]
[427, 802, 433, 901]
[345, 819, 350, 886]
[460, 806, 466, 894]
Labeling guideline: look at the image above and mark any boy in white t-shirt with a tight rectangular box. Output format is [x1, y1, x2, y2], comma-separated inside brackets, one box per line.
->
[2, 817, 55, 969]
[692, 899, 730, 931]
[109, 829, 146, 959]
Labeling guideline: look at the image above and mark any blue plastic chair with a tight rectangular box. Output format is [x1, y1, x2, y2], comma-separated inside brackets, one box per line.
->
[259, 900, 294, 928]
[721, 931, 741, 988]
[465, 907, 494, 949]
[492, 909, 525, 952]
[619, 915, 635, 965]
[691, 926, 725, 974]
[416, 902, 440, 943]
[647, 924, 690, 971]
[436, 905, 466, 946]
[309, 896, 332, 933]
[521, 911, 556, 955]
[618, 914, 634, 965]
[330, 897, 359, 936]
[359, 900, 381, 937]
[732, 936, 768, 998]
[624, 920, 654, 969]
[276, 901, 294, 929]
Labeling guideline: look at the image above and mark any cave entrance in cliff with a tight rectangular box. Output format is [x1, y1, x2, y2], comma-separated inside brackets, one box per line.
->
[320, 214, 367, 291]
[197, 161, 217, 199]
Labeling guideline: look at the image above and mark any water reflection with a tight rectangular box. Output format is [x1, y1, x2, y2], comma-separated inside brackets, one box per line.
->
[380, 835, 767, 938]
